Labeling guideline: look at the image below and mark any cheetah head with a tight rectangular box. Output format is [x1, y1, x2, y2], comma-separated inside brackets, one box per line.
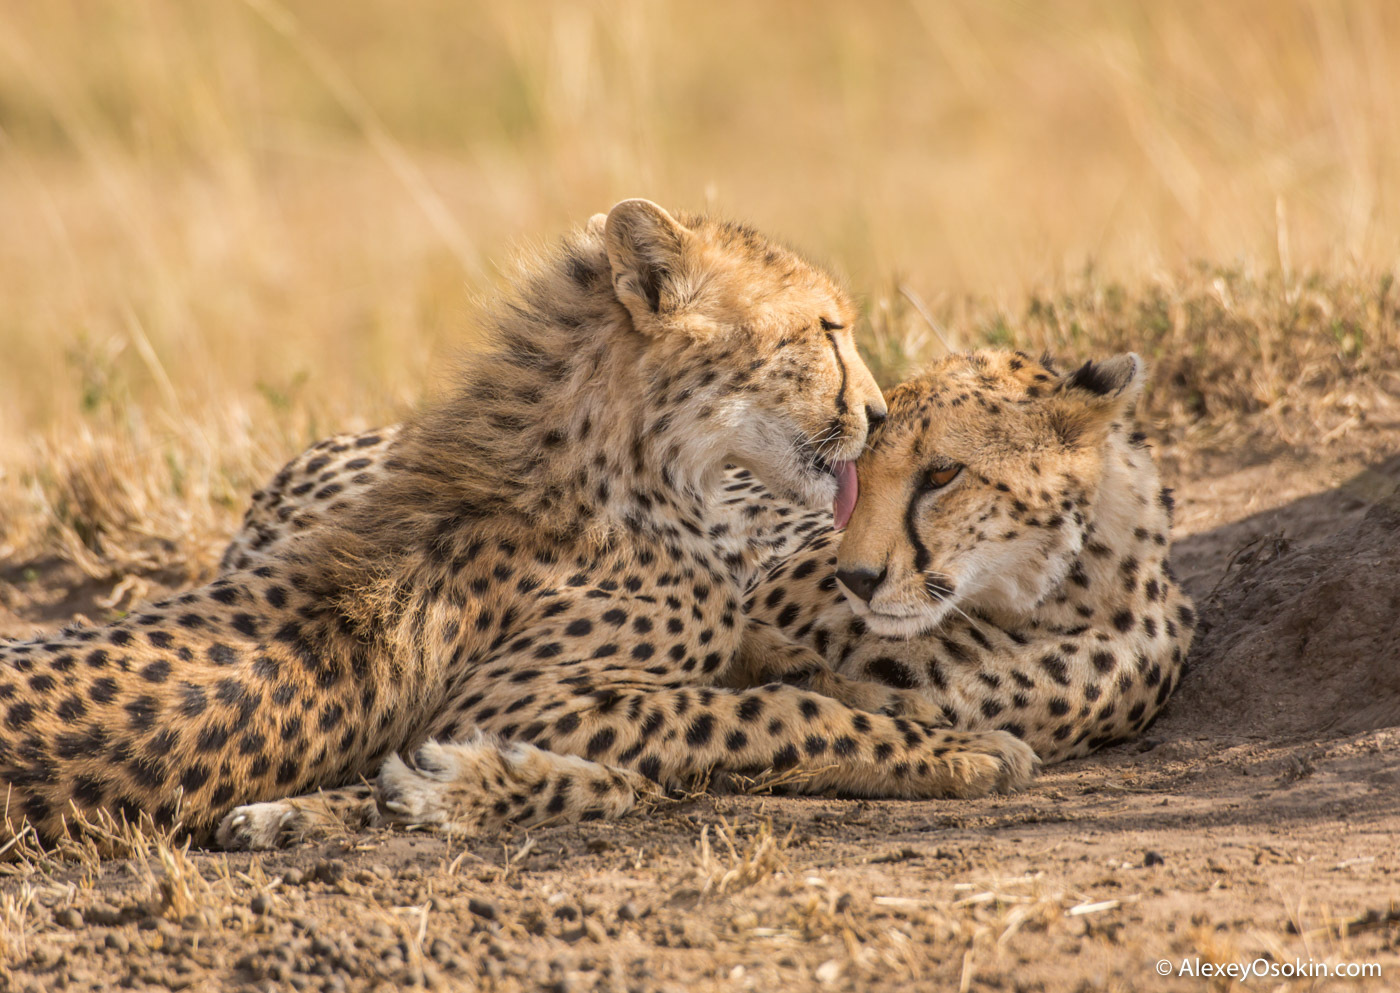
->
[600, 199, 885, 520]
[833, 349, 1145, 637]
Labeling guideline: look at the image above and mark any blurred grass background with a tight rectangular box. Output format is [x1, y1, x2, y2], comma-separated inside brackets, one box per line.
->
[1, 0, 1398, 581]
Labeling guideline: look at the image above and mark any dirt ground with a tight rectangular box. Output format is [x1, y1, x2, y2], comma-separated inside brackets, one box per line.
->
[3, 432, 1400, 993]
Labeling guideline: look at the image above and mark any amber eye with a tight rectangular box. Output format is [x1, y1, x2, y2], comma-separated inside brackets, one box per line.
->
[922, 464, 963, 491]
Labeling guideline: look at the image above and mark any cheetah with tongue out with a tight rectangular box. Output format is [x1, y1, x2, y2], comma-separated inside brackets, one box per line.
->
[0, 200, 1034, 850]
[225, 347, 1190, 830]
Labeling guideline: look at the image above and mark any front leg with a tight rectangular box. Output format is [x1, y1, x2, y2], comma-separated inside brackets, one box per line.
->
[464, 677, 1036, 801]
[722, 618, 829, 687]
[728, 619, 948, 725]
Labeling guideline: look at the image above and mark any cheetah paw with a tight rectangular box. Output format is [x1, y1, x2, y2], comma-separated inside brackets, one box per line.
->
[875, 689, 948, 728]
[216, 802, 304, 851]
[375, 743, 459, 828]
[942, 730, 1040, 797]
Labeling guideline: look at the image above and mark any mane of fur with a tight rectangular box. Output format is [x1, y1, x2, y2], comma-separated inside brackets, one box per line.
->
[314, 226, 635, 572]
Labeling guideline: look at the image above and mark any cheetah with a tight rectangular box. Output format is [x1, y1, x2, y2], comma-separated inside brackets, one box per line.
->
[742, 350, 1194, 762]
[0, 201, 1034, 849]
[228, 349, 1191, 779]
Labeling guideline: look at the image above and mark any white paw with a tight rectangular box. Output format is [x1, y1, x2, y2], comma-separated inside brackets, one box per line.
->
[969, 731, 1041, 795]
[375, 746, 456, 826]
[216, 801, 303, 851]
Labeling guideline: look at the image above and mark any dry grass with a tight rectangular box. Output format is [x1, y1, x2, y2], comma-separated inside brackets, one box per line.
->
[1, 1, 1398, 584]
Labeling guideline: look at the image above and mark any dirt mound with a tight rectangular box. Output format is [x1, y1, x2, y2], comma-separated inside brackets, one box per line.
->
[1168, 473, 1400, 743]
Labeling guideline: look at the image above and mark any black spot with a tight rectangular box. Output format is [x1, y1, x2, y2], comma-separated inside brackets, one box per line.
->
[125, 696, 159, 730]
[686, 713, 715, 747]
[865, 656, 918, 690]
[232, 613, 260, 637]
[586, 728, 616, 758]
[140, 660, 171, 683]
[179, 764, 211, 794]
[180, 684, 208, 717]
[1037, 654, 1070, 686]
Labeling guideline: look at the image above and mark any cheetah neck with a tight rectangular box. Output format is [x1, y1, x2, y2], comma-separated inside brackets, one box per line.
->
[1030, 432, 1174, 631]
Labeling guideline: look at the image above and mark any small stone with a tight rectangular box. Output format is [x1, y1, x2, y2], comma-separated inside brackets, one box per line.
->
[53, 908, 84, 929]
[29, 943, 64, 968]
[282, 867, 307, 886]
[85, 904, 124, 927]
[104, 933, 130, 954]
[315, 860, 345, 884]
[250, 895, 270, 915]
[429, 939, 454, 964]
[815, 959, 843, 985]
[467, 898, 497, 921]
[616, 902, 640, 922]
[1143, 850, 1166, 867]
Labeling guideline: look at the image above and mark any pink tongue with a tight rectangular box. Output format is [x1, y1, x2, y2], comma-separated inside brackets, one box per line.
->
[832, 460, 859, 531]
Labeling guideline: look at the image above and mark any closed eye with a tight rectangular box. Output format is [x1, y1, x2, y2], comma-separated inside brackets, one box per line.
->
[819, 318, 845, 331]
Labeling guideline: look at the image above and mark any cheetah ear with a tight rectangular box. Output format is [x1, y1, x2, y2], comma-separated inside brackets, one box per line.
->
[1049, 353, 1145, 445]
[1059, 353, 1144, 404]
[603, 199, 691, 329]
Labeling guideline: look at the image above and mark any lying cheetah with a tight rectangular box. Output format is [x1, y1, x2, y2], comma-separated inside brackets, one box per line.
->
[744, 350, 1194, 762]
[0, 201, 1032, 848]
[220, 349, 1190, 845]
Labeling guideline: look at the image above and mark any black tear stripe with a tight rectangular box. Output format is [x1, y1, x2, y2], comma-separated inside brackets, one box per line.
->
[904, 489, 932, 573]
[826, 332, 849, 415]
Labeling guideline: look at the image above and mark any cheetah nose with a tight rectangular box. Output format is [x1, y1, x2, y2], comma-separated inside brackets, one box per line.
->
[835, 566, 886, 604]
[864, 404, 887, 430]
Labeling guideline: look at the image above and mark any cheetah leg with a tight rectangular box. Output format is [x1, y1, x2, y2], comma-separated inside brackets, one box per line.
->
[216, 784, 378, 851]
[469, 679, 1038, 804]
[373, 732, 660, 835]
[216, 733, 658, 849]
[727, 619, 949, 725]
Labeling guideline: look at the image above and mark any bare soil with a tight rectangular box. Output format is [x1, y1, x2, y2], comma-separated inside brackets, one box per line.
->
[3, 436, 1400, 993]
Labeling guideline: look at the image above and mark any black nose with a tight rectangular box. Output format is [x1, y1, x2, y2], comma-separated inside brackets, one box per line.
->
[865, 404, 887, 429]
[836, 566, 886, 604]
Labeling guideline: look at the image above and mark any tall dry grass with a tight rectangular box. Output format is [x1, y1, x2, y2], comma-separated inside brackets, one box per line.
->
[0, 0, 1397, 584]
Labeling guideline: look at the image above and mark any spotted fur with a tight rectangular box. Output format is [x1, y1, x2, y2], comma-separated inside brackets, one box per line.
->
[215, 349, 1188, 846]
[0, 202, 1043, 849]
[744, 349, 1194, 762]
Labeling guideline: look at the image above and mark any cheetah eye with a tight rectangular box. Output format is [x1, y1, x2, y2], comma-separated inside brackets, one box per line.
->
[819, 318, 844, 331]
[920, 463, 963, 492]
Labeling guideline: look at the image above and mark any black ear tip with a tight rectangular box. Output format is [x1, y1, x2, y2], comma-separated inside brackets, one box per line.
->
[1065, 355, 1139, 397]
[1066, 360, 1111, 396]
